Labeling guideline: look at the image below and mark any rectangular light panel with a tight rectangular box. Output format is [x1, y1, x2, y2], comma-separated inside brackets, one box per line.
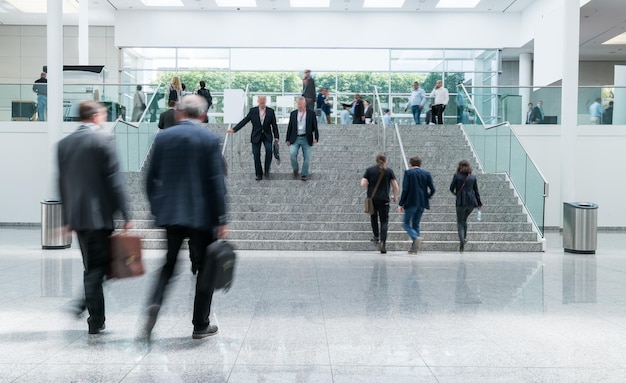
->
[6, 0, 79, 13]
[141, 0, 184, 6]
[215, 0, 257, 7]
[363, 0, 405, 8]
[290, 0, 330, 7]
[603, 32, 626, 45]
[436, 0, 481, 8]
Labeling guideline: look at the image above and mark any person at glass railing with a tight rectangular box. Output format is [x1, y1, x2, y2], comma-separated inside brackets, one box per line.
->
[227, 95, 279, 181]
[364, 100, 374, 124]
[449, 160, 483, 253]
[316, 88, 332, 124]
[529, 100, 544, 124]
[196, 80, 213, 123]
[158, 100, 177, 130]
[340, 93, 365, 124]
[340, 103, 352, 125]
[398, 156, 435, 254]
[429, 80, 449, 125]
[525, 103, 534, 124]
[361, 153, 399, 254]
[33, 72, 47, 121]
[383, 109, 392, 125]
[603, 101, 614, 125]
[589, 98, 603, 125]
[456, 87, 467, 124]
[302, 69, 316, 110]
[132, 85, 147, 122]
[168, 76, 182, 104]
[404, 81, 426, 125]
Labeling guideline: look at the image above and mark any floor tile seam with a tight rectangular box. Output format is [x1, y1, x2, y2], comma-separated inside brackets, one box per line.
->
[7, 362, 40, 383]
[226, 259, 280, 382]
[313, 256, 336, 382]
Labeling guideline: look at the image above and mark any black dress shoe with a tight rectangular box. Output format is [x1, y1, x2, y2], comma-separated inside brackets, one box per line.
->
[293, 171, 299, 179]
[192, 325, 219, 339]
[370, 237, 380, 243]
[301, 176, 308, 182]
[379, 243, 387, 254]
[255, 175, 262, 181]
[88, 323, 105, 335]
[264, 172, 270, 179]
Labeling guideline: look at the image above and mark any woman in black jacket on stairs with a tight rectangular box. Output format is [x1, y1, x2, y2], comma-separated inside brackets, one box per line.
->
[450, 160, 483, 252]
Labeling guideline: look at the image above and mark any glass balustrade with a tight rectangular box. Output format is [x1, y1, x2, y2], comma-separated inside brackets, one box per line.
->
[458, 85, 548, 236]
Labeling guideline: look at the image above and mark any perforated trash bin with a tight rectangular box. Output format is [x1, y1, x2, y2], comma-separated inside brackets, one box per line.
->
[41, 200, 72, 249]
[563, 202, 598, 254]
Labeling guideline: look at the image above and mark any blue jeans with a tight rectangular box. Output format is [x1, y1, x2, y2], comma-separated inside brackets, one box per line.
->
[411, 105, 422, 125]
[403, 206, 424, 241]
[290, 136, 312, 177]
[37, 95, 47, 121]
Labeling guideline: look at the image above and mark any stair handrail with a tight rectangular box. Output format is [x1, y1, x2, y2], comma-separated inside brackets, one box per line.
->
[393, 123, 409, 171]
[457, 83, 549, 237]
[373, 85, 386, 153]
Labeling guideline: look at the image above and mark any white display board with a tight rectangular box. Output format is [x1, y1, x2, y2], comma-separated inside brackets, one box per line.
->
[277, 96, 295, 108]
[223, 89, 245, 123]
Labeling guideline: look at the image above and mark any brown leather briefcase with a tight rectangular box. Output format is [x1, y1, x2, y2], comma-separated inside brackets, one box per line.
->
[108, 233, 145, 279]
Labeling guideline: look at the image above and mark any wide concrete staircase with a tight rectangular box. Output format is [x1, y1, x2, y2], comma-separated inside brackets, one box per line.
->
[118, 123, 543, 252]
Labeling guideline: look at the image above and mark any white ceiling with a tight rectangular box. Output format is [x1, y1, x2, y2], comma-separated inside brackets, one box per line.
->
[0, 0, 624, 60]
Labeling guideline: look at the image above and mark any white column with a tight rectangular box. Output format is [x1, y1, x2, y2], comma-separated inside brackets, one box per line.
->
[519, 53, 532, 122]
[46, 0, 63, 199]
[78, 0, 89, 65]
[613, 66, 626, 125]
[559, 0, 580, 223]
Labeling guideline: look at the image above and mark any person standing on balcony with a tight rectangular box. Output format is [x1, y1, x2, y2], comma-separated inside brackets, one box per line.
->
[302, 69, 316, 110]
[58, 101, 132, 335]
[530, 100, 544, 124]
[398, 156, 436, 254]
[196, 80, 213, 123]
[364, 100, 374, 124]
[316, 88, 332, 124]
[144, 95, 228, 340]
[589, 98, 602, 125]
[227, 95, 279, 181]
[525, 103, 534, 124]
[603, 101, 614, 125]
[33, 72, 47, 121]
[132, 85, 147, 122]
[361, 153, 399, 254]
[430, 80, 449, 125]
[286, 97, 319, 182]
[383, 109, 393, 125]
[450, 160, 483, 252]
[404, 82, 426, 125]
[341, 93, 365, 124]
[457, 88, 468, 124]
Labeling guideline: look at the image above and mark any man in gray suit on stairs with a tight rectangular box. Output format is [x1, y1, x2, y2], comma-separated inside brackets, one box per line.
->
[58, 101, 132, 335]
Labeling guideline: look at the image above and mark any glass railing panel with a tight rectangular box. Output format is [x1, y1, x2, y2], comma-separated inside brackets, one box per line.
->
[577, 85, 625, 125]
[525, 164, 546, 234]
[508, 135, 528, 202]
[494, 125, 512, 174]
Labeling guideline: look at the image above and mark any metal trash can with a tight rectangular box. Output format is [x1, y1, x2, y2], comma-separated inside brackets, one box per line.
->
[563, 202, 598, 254]
[41, 200, 72, 249]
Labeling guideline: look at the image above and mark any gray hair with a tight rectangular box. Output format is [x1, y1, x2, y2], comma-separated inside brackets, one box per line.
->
[296, 96, 306, 102]
[177, 95, 207, 119]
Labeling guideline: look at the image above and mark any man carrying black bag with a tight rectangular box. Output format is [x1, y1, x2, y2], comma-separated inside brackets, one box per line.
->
[144, 95, 228, 340]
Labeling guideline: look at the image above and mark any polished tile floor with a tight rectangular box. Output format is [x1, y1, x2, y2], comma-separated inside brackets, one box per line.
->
[1, 228, 626, 382]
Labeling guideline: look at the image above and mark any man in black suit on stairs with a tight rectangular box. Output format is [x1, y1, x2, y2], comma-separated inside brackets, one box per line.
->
[228, 95, 279, 180]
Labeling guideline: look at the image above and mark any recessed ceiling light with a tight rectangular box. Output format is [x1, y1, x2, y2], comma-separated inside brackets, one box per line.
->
[363, 0, 405, 8]
[436, 0, 481, 8]
[141, 0, 184, 5]
[603, 32, 626, 45]
[215, 0, 257, 7]
[290, 0, 330, 7]
[5, 0, 79, 13]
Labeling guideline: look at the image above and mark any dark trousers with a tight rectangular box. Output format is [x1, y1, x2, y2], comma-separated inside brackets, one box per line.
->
[252, 138, 273, 177]
[456, 206, 474, 243]
[370, 200, 390, 244]
[76, 229, 113, 331]
[432, 104, 445, 124]
[149, 226, 216, 331]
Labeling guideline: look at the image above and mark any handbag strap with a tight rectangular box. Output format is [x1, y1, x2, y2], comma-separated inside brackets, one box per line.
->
[456, 174, 470, 196]
[370, 169, 386, 198]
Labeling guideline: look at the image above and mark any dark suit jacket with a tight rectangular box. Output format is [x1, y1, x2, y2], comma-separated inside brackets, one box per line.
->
[57, 125, 129, 231]
[232, 106, 279, 144]
[353, 99, 365, 124]
[399, 167, 436, 210]
[158, 108, 177, 129]
[286, 109, 319, 146]
[146, 120, 227, 230]
[529, 106, 543, 124]
[449, 173, 482, 207]
[302, 77, 316, 100]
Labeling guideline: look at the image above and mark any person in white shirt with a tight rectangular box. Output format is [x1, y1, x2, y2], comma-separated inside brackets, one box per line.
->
[430, 80, 449, 125]
[340, 104, 352, 125]
[589, 98, 602, 125]
[404, 82, 427, 124]
[383, 109, 392, 125]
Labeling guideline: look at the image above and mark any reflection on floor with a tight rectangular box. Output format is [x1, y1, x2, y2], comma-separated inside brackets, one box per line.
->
[1, 228, 626, 382]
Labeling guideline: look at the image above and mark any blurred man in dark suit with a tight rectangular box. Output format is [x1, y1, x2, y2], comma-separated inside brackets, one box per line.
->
[228, 95, 279, 180]
[57, 101, 132, 335]
[302, 69, 316, 110]
[145, 95, 228, 340]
